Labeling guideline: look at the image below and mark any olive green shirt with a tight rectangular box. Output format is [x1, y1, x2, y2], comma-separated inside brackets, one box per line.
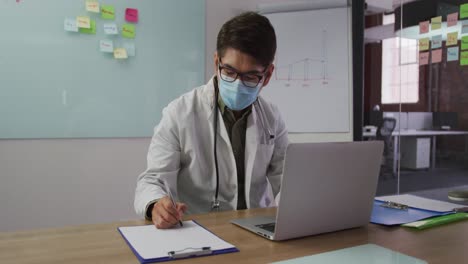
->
[217, 94, 251, 210]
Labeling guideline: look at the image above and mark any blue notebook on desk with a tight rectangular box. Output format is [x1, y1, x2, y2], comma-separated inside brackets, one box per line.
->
[118, 220, 238, 263]
[370, 200, 449, 226]
[370, 194, 467, 226]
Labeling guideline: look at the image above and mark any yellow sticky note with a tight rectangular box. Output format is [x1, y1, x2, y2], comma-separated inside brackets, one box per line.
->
[85, 0, 100, 13]
[79, 20, 96, 34]
[419, 38, 430, 51]
[447, 32, 458, 46]
[114, 48, 128, 59]
[431, 16, 442, 30]
[77, 16, 91, 29]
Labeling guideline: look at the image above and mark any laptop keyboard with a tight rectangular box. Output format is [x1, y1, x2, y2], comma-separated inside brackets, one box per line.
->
[256, 222, 276, 233]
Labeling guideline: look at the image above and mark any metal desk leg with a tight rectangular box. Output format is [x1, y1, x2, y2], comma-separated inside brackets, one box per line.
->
[431, 135, 436, 170]
[393, 136, 399, 175]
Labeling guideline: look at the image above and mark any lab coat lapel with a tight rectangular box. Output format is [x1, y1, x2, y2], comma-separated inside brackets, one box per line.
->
[244, 106, 259, 208]
[205, 79, 232, 148]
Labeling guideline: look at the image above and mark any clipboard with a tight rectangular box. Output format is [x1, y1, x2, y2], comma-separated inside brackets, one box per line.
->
[118, 220, 238, 263]
[370, 194, 468, 226]
[370, 200, 450, 226]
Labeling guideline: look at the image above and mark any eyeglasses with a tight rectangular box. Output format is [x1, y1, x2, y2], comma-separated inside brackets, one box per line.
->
[218, 59, 268, 88]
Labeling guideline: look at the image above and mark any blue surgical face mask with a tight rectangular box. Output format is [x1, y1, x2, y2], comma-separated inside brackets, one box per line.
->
[218, 74, 261, 111]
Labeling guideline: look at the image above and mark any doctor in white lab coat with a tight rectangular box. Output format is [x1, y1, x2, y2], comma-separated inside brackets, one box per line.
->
[134, 12, 288, 229]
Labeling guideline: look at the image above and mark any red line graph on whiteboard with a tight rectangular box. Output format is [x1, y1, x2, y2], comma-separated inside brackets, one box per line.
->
[274, 30, 331, 83]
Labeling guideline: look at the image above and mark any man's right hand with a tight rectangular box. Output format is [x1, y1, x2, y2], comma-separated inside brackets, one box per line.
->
[151, 196, 187, 229]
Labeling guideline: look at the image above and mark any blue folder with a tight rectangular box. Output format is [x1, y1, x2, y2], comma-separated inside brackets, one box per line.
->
[370, 200, 451, 226]
[371, 200, 453, 226]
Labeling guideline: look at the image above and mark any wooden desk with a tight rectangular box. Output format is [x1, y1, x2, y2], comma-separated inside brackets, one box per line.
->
[1, 208, 467, 264]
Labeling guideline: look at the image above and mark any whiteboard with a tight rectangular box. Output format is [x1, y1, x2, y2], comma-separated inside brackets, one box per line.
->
[0, 0, 205, 139]
[262, 7, 351, 133]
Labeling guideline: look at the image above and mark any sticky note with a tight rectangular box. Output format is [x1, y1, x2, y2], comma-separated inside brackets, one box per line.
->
[447, 47, 459, 62]
[122, 24, 135, 39]
[100, 40, 114, 53]
[125, 8, 138, 23]
[101, 5, 115, 20]
[431, 16, 442, 30]
[461, 3, 468, 19]
[462, 36, 468, 50]
[123, 42, 135, 56]
[79, 19, 96, 34]
[77, 16, 91, 29]
[462, 21, 468, 34]
[419, 38, 429, 51]
[85, 0, 100, 13]
[419, 21, 429, 34]
[114, 48, 128, 59]
[447, 12, 458, 27]
[64, 18, 78, 32]
[104, 23, 118, 35]
[431, 49, 442, 63]
[461, 51, 468, 65]
[447, 32, 458, 46]
[419, 52, 429, 66]
[431, 35, 442, 49]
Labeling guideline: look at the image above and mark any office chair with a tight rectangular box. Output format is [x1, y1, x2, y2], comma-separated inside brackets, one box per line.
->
[376, 117, 397, 179]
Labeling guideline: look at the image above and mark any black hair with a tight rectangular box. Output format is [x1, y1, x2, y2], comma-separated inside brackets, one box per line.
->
[216, 12, 276, 67]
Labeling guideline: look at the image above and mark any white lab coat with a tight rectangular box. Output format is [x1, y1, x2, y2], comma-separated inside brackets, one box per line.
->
[134, 77, 288, 218]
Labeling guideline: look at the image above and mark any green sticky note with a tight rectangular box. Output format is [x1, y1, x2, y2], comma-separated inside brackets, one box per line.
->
[461, 51, 468, 65]
[122, 24, 135, 39]
[101, 5, 115, 20]
[461, 3, 468, 19]
[79, 19, 96, 34]
[462, 36, 468, 50]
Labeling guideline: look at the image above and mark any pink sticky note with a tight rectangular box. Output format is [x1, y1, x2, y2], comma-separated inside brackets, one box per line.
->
[419, 52, 429, 65]
[447, 12, 458, 27]
[432, 49, 442, 63]
[125, 8, 138, 23]
[419, 21, 429, 34]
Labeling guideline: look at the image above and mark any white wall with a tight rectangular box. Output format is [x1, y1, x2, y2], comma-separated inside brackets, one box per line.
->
[0, 0, 353, 232]
[0, 138, 149, 232]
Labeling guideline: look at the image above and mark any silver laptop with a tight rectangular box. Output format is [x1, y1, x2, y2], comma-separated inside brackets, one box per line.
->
[231, 141, 384, 241]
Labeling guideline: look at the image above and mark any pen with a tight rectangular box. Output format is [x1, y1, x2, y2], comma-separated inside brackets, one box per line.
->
[163, 180, 183, 227]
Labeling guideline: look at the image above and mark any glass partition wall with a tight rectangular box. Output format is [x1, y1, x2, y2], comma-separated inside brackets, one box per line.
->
[365, 0, 468, 205]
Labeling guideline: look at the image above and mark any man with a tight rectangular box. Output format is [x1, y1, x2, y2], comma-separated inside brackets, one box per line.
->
[134, 12, 288, 229]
